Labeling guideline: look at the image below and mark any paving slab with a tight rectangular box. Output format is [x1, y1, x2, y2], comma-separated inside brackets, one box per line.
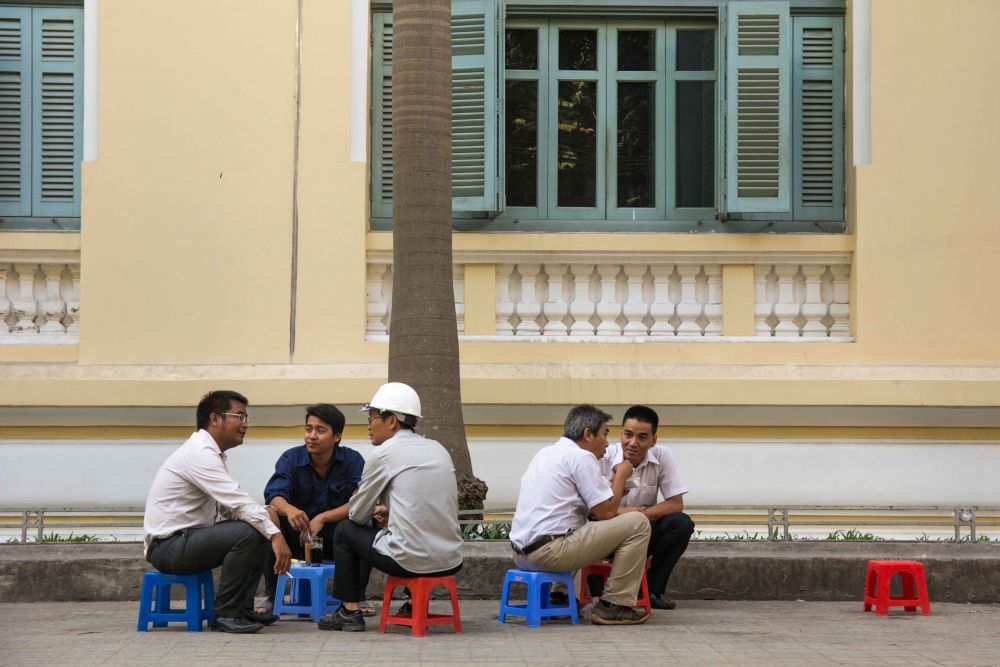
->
[2, 600, 1000, 666]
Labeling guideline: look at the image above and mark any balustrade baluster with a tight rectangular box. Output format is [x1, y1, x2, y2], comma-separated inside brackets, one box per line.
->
[829, 264, 850, 337]
[516, 264, 542, 336]
[568, 264, 596, 336]
[675, 265, 702, 336]
[11, 264, 38, 334]
[66, 264, 81, 334]
[453, 265, 465, 335]
[595, 264, 623, 336]
[366, 264, 389, 336]
[39, 264, 66, 334]
[622, 265, 649, 335]
[704, 266, 722, 336]
[649, 265, 674, 336]
[800, 265, 827, 337]
[495, 265, 515, 335]
[773, 265, 801, 337]
[542, 264, 569, 336]
[0, 264, 10, 335]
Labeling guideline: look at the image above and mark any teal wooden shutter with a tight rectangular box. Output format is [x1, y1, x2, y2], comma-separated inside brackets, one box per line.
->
[724, 1, 790, 213]
[371, 12, 394, 218]
[31, 7, 82, 217]
[793, 15, 843, 221]
[0, 7, 32, 216]
[450, 0, 502, 212]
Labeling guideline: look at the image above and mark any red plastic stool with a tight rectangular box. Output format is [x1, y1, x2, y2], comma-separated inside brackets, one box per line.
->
[379, 574, 462, 636]
[578, 557, 652, 615]
[862, 560, 931, 616]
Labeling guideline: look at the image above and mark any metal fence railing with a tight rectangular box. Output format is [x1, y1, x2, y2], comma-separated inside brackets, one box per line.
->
[3, 506, 998, 543]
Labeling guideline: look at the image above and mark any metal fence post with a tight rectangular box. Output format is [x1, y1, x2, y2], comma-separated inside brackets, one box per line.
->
[20, 511, 29, 543]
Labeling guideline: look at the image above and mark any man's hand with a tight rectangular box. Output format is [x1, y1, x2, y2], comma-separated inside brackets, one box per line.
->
[373, 504, 389, 527]
[284, 506, 309, 533]
[617, 506, 644, 515]
[271, 533, 292, 575]
[612, 460, 634, 479]
[308, 515, 325, 540]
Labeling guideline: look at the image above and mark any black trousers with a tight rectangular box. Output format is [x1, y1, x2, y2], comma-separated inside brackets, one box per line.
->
[332, 520, 462, 603]
[645, 512, 695, 595]
[586, 512, 695, 598]
[262, 514, 340, 602]
[146, 520, 269, 618]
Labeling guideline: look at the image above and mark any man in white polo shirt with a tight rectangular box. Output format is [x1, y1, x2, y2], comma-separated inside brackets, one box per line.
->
[510, 405, 651, 625]
[599, 405, 694, 610]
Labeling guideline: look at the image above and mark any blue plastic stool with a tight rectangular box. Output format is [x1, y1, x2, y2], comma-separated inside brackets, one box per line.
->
[274, 562, 341, 621]
[498, 569, 578, 627]
[137, 570, 214, 632]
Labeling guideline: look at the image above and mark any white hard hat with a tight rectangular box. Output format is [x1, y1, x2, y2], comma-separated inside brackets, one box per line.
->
[362, 382, 422, 419]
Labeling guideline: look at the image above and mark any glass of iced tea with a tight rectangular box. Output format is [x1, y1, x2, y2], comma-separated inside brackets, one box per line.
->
[304, 537, 323, 565]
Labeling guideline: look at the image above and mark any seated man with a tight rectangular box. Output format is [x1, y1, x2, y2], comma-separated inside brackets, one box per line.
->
[144, 390, 292, 634]
[259, 403, 366, 614]
[598, 405, 695, 610]
[318, 382, 463, 632]
[510, 405, 651, 626]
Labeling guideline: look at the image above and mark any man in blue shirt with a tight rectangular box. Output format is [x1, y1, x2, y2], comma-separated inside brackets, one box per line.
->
[259, 404, 365, 613]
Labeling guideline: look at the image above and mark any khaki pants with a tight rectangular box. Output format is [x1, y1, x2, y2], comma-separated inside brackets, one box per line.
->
[514, 513, 651, 607]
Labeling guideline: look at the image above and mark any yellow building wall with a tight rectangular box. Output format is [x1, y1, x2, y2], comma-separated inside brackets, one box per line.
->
[2, 0, 999, 419]
[78, 0, 298, 365]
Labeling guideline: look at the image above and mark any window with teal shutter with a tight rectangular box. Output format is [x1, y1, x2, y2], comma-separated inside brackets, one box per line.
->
[371, 0, 845, 231]
[0, 7, 33, 217]
[370, 0, 505, 219]
[723, 1, 791, 214]
[0, 4, 81, 222]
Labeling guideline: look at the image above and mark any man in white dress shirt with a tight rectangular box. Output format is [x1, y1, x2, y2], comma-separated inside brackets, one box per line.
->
[599, 405, 694, 610]
[144, 390, 292, 634]
[510, 405, 651, 625]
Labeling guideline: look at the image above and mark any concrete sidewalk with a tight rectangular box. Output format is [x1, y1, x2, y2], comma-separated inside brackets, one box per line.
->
[2, 600, 999, 666]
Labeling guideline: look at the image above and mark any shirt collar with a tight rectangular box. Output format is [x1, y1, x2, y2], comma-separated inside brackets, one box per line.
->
[198, 429, 226, 462]
[290, 443, 345, 467]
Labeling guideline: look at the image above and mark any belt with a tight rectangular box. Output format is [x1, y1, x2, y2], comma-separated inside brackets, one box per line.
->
[511, 532, 568, 557]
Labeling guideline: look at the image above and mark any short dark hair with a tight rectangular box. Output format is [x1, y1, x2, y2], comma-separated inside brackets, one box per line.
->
[562, 405, 613, 441]
[305, 403, 346, 434]
[196, 390, 249, 430]
[623, 405, 659, 434]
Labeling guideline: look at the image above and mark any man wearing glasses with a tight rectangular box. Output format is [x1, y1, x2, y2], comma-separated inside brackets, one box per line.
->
[318, 382, 463, 632]
[144, 390, 293, 634]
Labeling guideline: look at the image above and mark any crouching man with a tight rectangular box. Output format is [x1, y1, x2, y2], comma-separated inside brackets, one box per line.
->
[144, 390, 292, 634]
[510, 405, 651, 625]
[318, 382, 463, 632]
[599, 405, 695, 610]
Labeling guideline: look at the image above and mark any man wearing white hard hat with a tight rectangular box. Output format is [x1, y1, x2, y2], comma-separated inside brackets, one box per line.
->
[318, 382, 463, 632]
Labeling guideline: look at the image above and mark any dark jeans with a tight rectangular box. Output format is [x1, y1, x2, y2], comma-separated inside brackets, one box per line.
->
[587, 512, 695, 598]
[263, 514, 340, 602]
[146, 520, 269, 618]
[332, 520, 462, 603]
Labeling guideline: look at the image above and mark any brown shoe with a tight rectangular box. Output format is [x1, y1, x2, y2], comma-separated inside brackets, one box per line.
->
[590, 600, 650, 625]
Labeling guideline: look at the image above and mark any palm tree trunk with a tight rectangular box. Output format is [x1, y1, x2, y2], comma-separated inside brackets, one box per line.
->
[389, 0, 487, 510]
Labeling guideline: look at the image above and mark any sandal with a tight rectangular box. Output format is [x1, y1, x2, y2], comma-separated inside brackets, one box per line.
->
[253, 598, 274, 616]
[359, 601, 376, 617]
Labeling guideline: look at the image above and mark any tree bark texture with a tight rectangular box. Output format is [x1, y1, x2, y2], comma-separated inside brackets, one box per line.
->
[389, 0, 486, 509]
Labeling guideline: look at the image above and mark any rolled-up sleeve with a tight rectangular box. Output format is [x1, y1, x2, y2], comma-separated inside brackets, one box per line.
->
[349, 450, 388, 525]
[186, 450, 279, 539]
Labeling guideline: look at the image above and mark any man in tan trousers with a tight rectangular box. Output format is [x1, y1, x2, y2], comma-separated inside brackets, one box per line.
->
[510, 405, 651, 625]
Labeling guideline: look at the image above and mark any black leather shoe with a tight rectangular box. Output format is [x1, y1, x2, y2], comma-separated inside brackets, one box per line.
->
[649, 593, 677, 610]
[211, 616, 263, 634]
[243, 609, 279, 625]
[318, 607, 365, 632]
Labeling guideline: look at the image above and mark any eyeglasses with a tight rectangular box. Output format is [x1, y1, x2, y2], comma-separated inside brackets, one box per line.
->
[220, 412, 251, 425]
[367, 411, 389, 424]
